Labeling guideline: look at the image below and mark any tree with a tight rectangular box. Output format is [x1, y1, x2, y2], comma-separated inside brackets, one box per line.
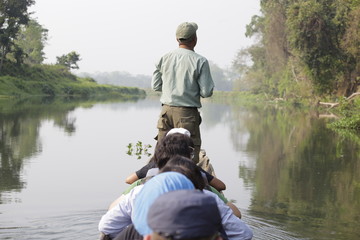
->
[338, 2, 360, 96]
[237, 0, 360, 97]
[56, 51, 81, 70]
[14, 19, 48, 65]
[287, 0, 342, 94]
[0, 0, 35, 72]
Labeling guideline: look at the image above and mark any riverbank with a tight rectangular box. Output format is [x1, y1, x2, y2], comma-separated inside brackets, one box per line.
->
[0, 63, 146, 98]
[210, 91, 360, 131]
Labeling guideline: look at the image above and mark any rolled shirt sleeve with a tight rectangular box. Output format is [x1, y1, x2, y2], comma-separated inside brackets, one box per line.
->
[151, 60, 163, 92]
[198, 59, 214, 98]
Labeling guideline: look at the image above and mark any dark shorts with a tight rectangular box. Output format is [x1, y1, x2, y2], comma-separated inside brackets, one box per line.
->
[113, 224, 142, 240]
[155, 104, 202, 163]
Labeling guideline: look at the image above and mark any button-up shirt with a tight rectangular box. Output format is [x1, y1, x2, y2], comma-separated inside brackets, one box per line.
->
[152, 48, 214, 108]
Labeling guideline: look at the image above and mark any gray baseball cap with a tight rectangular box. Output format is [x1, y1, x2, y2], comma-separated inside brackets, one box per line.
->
[147, 190, 223, 239]
[176, 22, 198, 40]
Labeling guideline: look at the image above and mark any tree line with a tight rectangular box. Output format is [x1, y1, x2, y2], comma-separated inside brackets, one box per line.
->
[0, 0, 80, 73]
[0, 0, 236, 92]
[81, 61, 235, 91]
[232, 0, 360, 98]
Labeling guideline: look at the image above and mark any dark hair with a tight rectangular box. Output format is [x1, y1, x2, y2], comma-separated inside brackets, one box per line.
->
[160, 155, 206, 190]
[154, 133, 194, 169]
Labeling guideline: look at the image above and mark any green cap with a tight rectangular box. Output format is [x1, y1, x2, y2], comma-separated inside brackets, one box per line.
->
[176, 22, 198, 40]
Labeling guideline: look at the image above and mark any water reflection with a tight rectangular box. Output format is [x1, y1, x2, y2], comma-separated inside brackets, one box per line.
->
[0, 96, 359, 240]
[222, 103, 360, 240]
[0, 96, 145, 204]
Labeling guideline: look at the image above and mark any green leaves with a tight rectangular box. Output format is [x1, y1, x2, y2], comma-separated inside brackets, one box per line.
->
[15, 19, 48, 65]
[126, 141, 152, 160]
[56, 51, 81, 70]
[238, 0, 360, 97]
[0, 0, 35, 72]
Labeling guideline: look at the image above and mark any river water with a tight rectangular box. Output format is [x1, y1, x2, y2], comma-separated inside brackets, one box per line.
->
[0, 95, 359, 240]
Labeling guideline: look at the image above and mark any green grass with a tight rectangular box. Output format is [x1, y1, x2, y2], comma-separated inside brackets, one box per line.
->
[0, 63, 146, 98]
[328, 98, 360, 131]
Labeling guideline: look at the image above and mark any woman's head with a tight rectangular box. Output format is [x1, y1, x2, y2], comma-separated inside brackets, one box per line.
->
[154, 133, 194, 169]
[133, 172, 195, 236]
[160, 155, 206, 190]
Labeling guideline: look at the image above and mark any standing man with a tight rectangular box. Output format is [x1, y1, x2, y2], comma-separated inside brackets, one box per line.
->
[152, 22, 215, 163]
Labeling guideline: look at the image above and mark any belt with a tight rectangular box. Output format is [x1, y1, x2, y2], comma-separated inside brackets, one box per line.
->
[162, 104, 197, 110]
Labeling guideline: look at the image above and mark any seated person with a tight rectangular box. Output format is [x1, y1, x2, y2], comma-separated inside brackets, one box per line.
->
[125, 130, 226, 192]
[98, 172, 198, 239]
[114, 135, 238, 217]
[100, 156, 251, 240]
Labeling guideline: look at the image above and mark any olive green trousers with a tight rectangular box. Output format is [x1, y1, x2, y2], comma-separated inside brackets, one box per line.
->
[155, 104, 202, 163]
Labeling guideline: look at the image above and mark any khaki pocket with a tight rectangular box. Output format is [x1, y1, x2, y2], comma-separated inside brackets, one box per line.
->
[157, 107, 170, 131]
[157, 117, 170, 131]
[179, 116, 196, 134]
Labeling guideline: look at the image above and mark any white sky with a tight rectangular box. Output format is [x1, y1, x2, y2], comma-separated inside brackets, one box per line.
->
[30, 0, 260, 75]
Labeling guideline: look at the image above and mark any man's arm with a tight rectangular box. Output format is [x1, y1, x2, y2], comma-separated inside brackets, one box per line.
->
[198, 60, 214, 98]
[98, 189, 137, 238]
[151, 60, 163, 91]
[125, 172, 139, 184]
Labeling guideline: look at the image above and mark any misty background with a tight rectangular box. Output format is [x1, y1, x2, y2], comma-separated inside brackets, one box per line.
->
[30, 0, 261, 91]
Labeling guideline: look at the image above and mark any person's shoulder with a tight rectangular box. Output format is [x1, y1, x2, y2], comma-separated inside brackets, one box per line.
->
[161, 48, 180, 58]
[190, 51, 209, 63]
[131, 184, 144, 195]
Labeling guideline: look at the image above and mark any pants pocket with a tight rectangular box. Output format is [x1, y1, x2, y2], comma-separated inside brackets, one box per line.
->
[179, 116, 196, 135]
[157, 108, 168, 130]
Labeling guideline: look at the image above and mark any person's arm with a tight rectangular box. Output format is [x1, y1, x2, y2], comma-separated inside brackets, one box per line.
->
[109, 179, 145, 210]
[108, 194, 125, 210]
[125, 173, 139, 184]
[209, 177, 226, 192]
[208, 186, 241, 218]
[151, 59, 163, 92]
[122, 179, 143, 196]
[125, 162, 154, 184]
[204, 190, 253, 240]
[226, 202, 242, 219]
[198, 59, 214, 98]
[99, 187, 143, 239]
[208, 186, 228, 203]
[199, 167, 226, 192]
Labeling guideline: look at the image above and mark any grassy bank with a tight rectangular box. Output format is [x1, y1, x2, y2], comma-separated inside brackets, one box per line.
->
[327, 97, 360, 130]
[0, 63, 146, 98]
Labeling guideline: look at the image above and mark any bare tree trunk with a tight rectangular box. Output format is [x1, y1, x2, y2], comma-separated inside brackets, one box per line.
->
[319, 92, 360, 108]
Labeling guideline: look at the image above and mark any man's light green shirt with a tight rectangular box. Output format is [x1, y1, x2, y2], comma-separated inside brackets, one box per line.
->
[151, 48, 214, 108]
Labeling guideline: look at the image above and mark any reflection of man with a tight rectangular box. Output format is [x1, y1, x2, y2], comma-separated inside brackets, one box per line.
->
[152, 22, 215, 163]
[144, 190, 225, 240]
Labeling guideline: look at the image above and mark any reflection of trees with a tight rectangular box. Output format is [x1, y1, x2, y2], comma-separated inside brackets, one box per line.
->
[0, 113, 40, 203]
[0, 96, 145, 204]
[230, 104, 360, 239]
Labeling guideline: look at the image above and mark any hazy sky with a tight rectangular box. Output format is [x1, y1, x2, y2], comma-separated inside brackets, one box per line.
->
[30, 0, 260, 75]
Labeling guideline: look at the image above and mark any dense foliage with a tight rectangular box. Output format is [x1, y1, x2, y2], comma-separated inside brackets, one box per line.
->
[0, 0, 35, 71]
[233, 0, 360, 98]
[14, 19, 48, 65]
